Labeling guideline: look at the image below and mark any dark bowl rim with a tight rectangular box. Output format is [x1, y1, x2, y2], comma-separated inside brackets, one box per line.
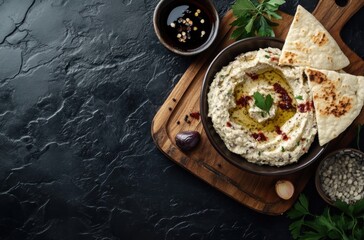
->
[200, 37, 327, 176]
[315, 148, 364, 206]
[152, 0, 220, 56]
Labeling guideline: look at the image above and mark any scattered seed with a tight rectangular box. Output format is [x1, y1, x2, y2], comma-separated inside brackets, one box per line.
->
[200, 19, 205, 24]
[189, 111, 200, 120]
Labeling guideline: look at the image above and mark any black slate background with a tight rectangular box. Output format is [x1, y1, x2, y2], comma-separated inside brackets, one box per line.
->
[0, 0, 362, 239]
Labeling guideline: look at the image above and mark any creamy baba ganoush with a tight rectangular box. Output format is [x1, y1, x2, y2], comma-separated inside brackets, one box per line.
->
[207, 47, 317, 166]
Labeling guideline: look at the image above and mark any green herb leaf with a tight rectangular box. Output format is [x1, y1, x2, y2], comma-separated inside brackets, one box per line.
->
[267, 10, 283, 19]
[232, 0, 256, 16]
[289, 217, 304, 239]
[353, 198, 364, 216]
[258, 16, 274, 37]
[231, 17, 248, 26]
[253, 92, 273, 114]
[264, 15, 279, 27]
[287, 194, 364, 239]
[231, 0, 285, 39]
[245, 14, 257, 32]
[295, 95, 303, 100]
[230, 26, 253, 39]
[268, 0, 286, 5]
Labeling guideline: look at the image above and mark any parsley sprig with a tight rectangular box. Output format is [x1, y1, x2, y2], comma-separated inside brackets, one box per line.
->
[231, 0, 286, 40]
[287, 194, 364, 239]
[253, 92, 273, 114]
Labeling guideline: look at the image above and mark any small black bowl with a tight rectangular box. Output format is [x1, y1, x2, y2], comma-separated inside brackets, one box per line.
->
[153, 0, 219, 56]
[200, 37, 327, 176]
[315, 148, 364, 205]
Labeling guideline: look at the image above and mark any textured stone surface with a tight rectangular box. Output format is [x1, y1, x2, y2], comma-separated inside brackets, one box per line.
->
[0, 0, 362, 239]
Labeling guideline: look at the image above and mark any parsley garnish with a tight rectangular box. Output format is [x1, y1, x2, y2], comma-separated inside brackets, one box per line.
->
[287, 194, 364, 239]
[231, 0, 286, 40]
[281, 146, 285, 152]
[253, 92, 273, 114]
[295, 96, 303, 100]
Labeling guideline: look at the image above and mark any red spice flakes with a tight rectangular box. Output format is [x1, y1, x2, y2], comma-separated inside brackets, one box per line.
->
[298, 101, 314, 113]
[282, 133, 289, 141]
[275, 126, 282, 135]
[273, 83, 294, 110]
[189, 111, 200, 120]
[246, 72, 258, 80]
[270, 56, 279, 62]
[236, 95, 252, 107]
[251, 132, 267, 141]
[275, 126, 289, 140]
[226, 121, 232, 127]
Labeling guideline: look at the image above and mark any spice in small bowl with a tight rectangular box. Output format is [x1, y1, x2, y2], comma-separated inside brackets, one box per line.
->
[153, 0, 219, 56]
[316, 148, 364, 205]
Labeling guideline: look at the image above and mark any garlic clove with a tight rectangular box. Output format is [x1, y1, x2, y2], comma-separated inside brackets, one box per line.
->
[275, 180, 295, 200]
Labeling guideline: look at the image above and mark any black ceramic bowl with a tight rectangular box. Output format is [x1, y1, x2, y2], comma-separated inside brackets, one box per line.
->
[200, 37, 327, 176]
[315, 148, 364, 205]
[153, 0, 219, 56]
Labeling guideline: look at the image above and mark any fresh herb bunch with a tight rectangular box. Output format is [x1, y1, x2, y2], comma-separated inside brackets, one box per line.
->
[287, 194, 364, 240]
[231, 0, 286, 40]
[253, 92, 273, 114]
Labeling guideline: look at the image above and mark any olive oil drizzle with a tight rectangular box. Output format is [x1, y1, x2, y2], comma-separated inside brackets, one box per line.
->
[229, 69, 297, 137]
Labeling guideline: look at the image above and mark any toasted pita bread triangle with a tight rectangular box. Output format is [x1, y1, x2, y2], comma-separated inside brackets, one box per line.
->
[279, 5, 350, 70]
[305, 68, 364, 146]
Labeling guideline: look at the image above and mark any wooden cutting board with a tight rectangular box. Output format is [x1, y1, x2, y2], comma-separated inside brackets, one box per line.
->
[151, 0, 364, 215]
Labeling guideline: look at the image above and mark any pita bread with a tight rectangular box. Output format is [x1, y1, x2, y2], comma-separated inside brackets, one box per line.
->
[279, 5, 350, 70]
[305, 68, 364, 146]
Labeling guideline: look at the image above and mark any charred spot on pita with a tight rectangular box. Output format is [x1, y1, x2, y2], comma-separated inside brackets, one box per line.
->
[311, 32, 329, 46]
[284, 51, 297, 64]
[307, 69, 327, 83]
[320, 96, 352, 117]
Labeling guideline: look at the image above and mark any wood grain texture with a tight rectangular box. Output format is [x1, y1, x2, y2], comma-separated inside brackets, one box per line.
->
[151, 0, 364, 215]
